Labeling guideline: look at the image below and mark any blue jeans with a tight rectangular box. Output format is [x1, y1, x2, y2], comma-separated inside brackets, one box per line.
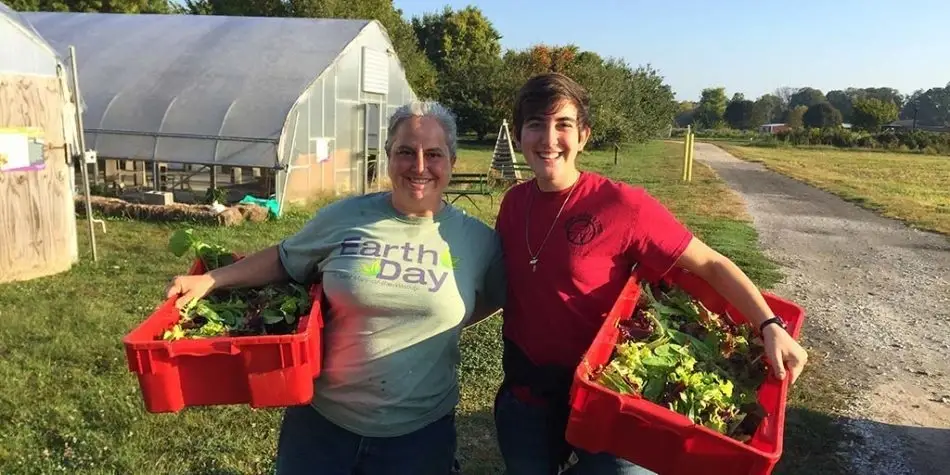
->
[275, 404, 458, 475]
[493, 386, 656, 475]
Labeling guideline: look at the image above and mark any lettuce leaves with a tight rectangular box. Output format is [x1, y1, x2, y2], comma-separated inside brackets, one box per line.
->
[597, 284, 768, 441]
[161, 229, 312, 341]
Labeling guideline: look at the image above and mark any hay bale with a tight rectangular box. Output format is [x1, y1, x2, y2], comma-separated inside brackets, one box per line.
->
[74, 195, 245, 226]
[128, 202, 220, 224]
[235, 204, 269, 223]
[76, 196, 128, 217]
[216, 208, 245, 227]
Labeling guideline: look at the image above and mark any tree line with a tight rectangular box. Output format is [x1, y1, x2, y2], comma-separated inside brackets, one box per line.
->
[678, 84, 950, 132]
[9, 0, 678, 149]
[674, 84, 950, 155]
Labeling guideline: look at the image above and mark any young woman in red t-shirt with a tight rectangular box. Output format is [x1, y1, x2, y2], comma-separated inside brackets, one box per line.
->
[492, 73, 808, 474]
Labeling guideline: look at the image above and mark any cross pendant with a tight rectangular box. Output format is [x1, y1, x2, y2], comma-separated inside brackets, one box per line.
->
[529, 257, 538, 272]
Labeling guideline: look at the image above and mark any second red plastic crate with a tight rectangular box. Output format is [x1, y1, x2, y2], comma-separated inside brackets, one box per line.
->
[123, 258, 324, 413]
[566, 267, 805, 475]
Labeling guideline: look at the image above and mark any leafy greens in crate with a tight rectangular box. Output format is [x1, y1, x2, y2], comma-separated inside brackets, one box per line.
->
[595, 284, 769, 442]
[161, 229, 313, 341]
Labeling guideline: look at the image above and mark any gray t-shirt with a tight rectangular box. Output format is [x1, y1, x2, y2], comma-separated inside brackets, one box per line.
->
[278, 192, 507, 437]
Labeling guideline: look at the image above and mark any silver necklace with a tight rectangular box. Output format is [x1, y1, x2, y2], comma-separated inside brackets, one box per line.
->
[525, 176, 579, 272]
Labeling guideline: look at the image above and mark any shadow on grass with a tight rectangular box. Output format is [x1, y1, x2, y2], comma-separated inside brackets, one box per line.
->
[775, 406, 852, 475]
[455, 405, 948, 475]
[456, 408, 504, 474]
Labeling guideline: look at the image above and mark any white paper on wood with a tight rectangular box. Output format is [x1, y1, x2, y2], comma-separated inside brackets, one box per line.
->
[315, 138, 330, 162]
[0, 132, 30, 171]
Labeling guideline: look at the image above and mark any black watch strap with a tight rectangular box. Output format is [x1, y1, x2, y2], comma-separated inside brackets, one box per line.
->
[759, 316, 786, 334]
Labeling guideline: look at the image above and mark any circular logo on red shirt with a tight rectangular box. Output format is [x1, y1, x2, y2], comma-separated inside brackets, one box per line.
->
[564, 213, 603, 245]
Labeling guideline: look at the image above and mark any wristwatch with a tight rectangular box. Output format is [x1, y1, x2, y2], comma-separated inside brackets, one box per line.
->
[759, 316, 787, 334]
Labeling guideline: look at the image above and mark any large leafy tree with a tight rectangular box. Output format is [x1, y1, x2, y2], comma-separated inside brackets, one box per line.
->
[786, 105, 808, 130]
[825, 87, 903, 124]
[857, 87, 904, 109]
[851, 97, 898, 132]
[803, 102, 843, 129]
[789, 87, 826, 109]
[724, 96, 756, 129]
[411, 6, 505, 139]
[752, 94, 784, 124]
[674, 101, 697, 127]
[411, 5, 500, 71]
[825, 90, 854, 123]
[901, 83, 950, 126]
[493, 45, 675, 147]
[694, 87, 728, 129]
[621, 64, 677, 142]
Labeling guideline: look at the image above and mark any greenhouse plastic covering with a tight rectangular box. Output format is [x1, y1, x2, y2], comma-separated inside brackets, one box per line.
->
[22, 11, 369, 167]
[0, 1, 62, 75]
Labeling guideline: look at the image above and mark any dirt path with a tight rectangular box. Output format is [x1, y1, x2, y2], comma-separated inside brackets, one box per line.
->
[693, 142, 950, 475]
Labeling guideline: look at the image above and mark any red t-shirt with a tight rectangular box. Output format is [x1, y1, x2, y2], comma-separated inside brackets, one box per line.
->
[495, 171, 694, 369]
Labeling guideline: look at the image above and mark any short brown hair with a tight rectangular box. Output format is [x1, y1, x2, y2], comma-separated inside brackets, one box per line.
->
[512, 73, 591, 141]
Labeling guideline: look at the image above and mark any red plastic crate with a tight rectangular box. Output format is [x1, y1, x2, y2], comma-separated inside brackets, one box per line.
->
[122, 258, 324, 413]
[566, 267, 805, 475]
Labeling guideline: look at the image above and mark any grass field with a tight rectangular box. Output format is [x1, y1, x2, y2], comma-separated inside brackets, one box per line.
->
[0, 141, 839, 474]
[718, 143, 950, 236]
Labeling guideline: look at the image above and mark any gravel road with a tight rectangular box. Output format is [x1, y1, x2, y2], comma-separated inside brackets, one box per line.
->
[693, 142, 950, 475]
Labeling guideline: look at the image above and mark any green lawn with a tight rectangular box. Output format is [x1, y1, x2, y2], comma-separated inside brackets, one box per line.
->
[0, 141, 838, 474]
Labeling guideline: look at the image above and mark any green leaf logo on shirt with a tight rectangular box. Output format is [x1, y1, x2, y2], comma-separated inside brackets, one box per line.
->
[360, 259, 382, 277]
[439, 250, 461, 270]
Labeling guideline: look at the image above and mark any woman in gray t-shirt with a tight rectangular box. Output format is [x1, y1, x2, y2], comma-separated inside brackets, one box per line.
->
[165, 101, 507, 475]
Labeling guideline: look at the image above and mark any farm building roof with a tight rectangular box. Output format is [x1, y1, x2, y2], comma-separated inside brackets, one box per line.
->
[884, 119, 950, 133]
[21, 11, 372, 168]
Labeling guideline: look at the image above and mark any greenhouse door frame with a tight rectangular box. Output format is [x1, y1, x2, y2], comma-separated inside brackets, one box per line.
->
[360, 100, 383, 194]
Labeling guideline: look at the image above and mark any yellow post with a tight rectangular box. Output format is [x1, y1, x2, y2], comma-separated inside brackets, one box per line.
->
[686, 131, 694, 182]
[682, 125, 691, 182]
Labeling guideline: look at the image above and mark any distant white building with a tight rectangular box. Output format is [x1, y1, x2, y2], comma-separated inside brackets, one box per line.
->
[759, 123, 789, 134]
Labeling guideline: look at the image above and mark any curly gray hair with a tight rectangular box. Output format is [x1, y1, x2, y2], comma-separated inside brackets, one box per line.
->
[384, 101, 458, 158]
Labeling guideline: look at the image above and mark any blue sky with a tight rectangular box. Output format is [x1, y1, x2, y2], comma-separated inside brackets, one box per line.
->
[394, 0, 950, 102]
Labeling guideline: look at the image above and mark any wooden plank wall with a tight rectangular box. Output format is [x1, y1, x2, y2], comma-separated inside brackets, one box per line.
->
[0, 74, 78, 283]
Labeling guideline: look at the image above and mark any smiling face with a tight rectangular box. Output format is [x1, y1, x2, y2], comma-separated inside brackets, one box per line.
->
[517, 99, 590, 190]
[386, 115, 455, 216]
[513, 73, 592, 192]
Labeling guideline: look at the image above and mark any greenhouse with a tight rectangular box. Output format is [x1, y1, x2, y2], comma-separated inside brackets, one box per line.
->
[22, 11, 417, 211]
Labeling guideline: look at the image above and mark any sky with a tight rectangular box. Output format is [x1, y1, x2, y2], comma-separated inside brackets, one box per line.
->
[394, 0, 950, 102]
